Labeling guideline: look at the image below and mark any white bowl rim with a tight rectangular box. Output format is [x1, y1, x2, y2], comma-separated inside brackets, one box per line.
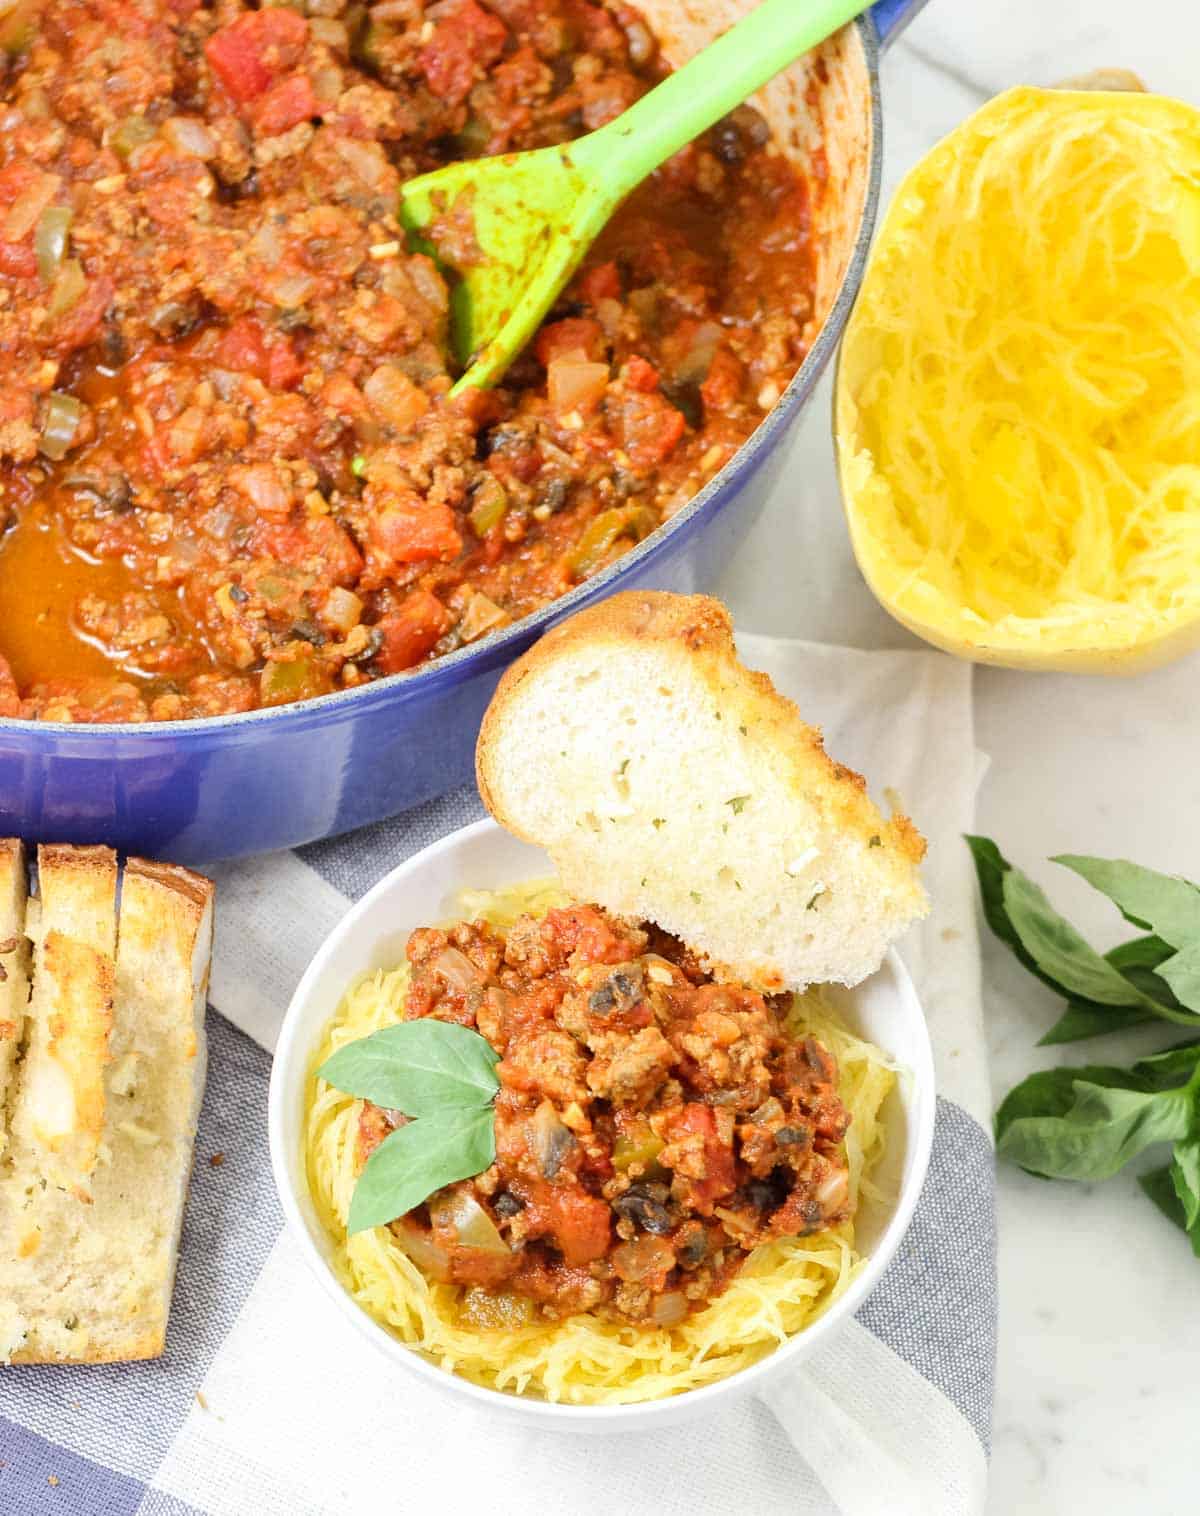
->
[267, 816, 937, 1425]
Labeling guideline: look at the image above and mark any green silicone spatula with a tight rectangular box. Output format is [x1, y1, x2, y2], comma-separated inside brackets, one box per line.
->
[399, 0, 870, 393]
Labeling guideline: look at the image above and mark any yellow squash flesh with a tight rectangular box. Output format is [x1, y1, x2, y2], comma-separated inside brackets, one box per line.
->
[836, 86, 1200, 673]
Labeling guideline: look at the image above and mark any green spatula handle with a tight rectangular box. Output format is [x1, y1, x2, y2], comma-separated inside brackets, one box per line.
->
[572, 0, 870, 192]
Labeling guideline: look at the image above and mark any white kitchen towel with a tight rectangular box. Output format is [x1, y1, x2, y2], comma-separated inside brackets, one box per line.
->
[0, 638, 993, 1516]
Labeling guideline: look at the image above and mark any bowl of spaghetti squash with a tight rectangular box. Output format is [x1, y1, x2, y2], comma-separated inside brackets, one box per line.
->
[836, 86, 1200, 673]
[268, 818, 935, 1430]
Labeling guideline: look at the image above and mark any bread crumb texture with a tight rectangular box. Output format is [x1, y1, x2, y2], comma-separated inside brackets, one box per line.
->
[0, 845, 214, 1364]
[478, 593, 928, 992]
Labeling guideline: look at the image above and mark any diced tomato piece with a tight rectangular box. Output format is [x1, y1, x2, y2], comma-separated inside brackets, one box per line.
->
[637, 404, 685, 467]
[266, 337, 304, 390]
[305, 516, 364, 585]
[579, 260, 621, 303]
[0, 240, 36, 278]
[0, 161, 40, 277]
[565, 0, 626, 54]
[373, 590, 452, 673]
[205, 9, 308, 104]
[613, 384, 686, 470]
[700, 347, 744, 415]
[319, 373, 370, 422]
[667, 1104, 736, 1211]
[51, 274, 113, 356]
[213, 317, 302, 390]
[214, 315, 268, 373]
[543, 1186, 611, 1267]
[535, 318, 605, 367]
[419, 0, 508, 107]
[369, 497, 462, 567]
[0, 160, 39, 203]
[252, 72, 319, 135]
[623, 354, 660, 393]
[542, 905, 639, 966]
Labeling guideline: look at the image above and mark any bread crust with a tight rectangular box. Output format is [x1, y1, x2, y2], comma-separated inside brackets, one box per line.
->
[36, 844, 118, 957]
[477, 591, 927, 992]
[478, 591, 926, 866]
[0, 846, 214, 1366]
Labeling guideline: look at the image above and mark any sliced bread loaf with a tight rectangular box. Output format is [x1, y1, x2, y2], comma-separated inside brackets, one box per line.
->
[9, 847, 118, 1196]
[477, 592, 928, 991]
[0, 850, 214, 1364]
[0, 840, 30, 1158]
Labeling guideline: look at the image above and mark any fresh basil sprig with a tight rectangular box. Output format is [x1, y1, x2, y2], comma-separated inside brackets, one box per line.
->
[996, 1052, 1200, 1181]
[966, 837, 1199, 1044]
[317, 1020, 500, 1236]
[974, 835, 1200, 1259]
[1054, 855, 1200, 1013]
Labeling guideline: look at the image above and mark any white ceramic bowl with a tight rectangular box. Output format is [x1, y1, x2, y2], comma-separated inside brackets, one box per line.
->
[268, 817, 936, 1432]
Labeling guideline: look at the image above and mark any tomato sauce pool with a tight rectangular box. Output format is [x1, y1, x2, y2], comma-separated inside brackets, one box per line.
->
[0, 0, 815, 723]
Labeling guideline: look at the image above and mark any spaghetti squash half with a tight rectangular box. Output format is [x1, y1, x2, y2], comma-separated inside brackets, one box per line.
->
[837, 86, 1200, 672]
[304, 882, 896, 1405]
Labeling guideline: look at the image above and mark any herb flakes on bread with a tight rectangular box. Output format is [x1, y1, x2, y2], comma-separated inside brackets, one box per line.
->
[478, 592, 928, 992]
[0, 846, 214, 1365]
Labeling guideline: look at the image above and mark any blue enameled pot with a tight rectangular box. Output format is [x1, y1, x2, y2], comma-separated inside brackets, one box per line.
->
[0, 0, 925, 863]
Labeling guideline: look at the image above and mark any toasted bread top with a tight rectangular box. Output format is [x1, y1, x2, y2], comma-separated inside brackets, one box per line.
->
[36, 845, 117, 958]
[478, 592, 928, 991]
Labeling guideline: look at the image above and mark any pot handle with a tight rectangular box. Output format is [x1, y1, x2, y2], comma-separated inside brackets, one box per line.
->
[869, 0, 929, 49]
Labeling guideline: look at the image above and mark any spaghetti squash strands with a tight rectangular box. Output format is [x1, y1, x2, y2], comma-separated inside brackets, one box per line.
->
[304, 882, 896, 1405]
[837, 87, 1200, 672]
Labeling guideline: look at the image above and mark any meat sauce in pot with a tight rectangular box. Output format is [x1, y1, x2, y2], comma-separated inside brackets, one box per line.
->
[0, 1, 816, 722]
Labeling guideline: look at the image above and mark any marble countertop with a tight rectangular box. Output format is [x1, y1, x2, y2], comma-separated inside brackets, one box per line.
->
[716, 2, 1199, 1509]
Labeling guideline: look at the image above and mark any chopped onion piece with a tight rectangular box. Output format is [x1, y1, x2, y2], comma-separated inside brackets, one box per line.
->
[323, 586, 363, 635]
[816, 1167, 849, 1216]
[39, 392, 83, 461]
[162, 116, 217, 160]
[650, 1291, 688, 1327]
[309, 18, 349, 51]
[47, 258, 86, 319]
[3, 169, 59, 240]
[458, 591, 507, 645]
[611, 1236, 674, 1283]
[392, 1218, 452, 1281]
[548, 357, 609, 415]
[432, 946, 482, 993]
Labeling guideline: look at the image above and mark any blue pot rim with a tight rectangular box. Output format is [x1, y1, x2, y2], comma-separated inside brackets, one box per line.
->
[0, 18, 883, 747]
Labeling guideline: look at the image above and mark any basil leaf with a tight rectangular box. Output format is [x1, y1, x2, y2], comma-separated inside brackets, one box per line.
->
[1159, 945, 1200, 1017]
[1106, 935, 1186, 1008]
[1170, 1136, 1200, 1234]
[318, 1021, 499, 1115]
[1038, 939, 1191, 1044]
[1132, 1039, 1200, 1090]
[966, 836, 1052, 987]
[995, 1064, 1158, 1144]
[1055, 858, 1200, 1014]
[347, 1105, 496, 1235]
[1002, 869, 1159, 1009]
[1038, 1001, 1152, 1046]
[1139, 1164, 1189, 1230]
[1142, 1154, 1200, 1257]
[968, 838, 1180, 1040]
[1053, 855, 1200, 948]
[996, 1080, 1194, 1181]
